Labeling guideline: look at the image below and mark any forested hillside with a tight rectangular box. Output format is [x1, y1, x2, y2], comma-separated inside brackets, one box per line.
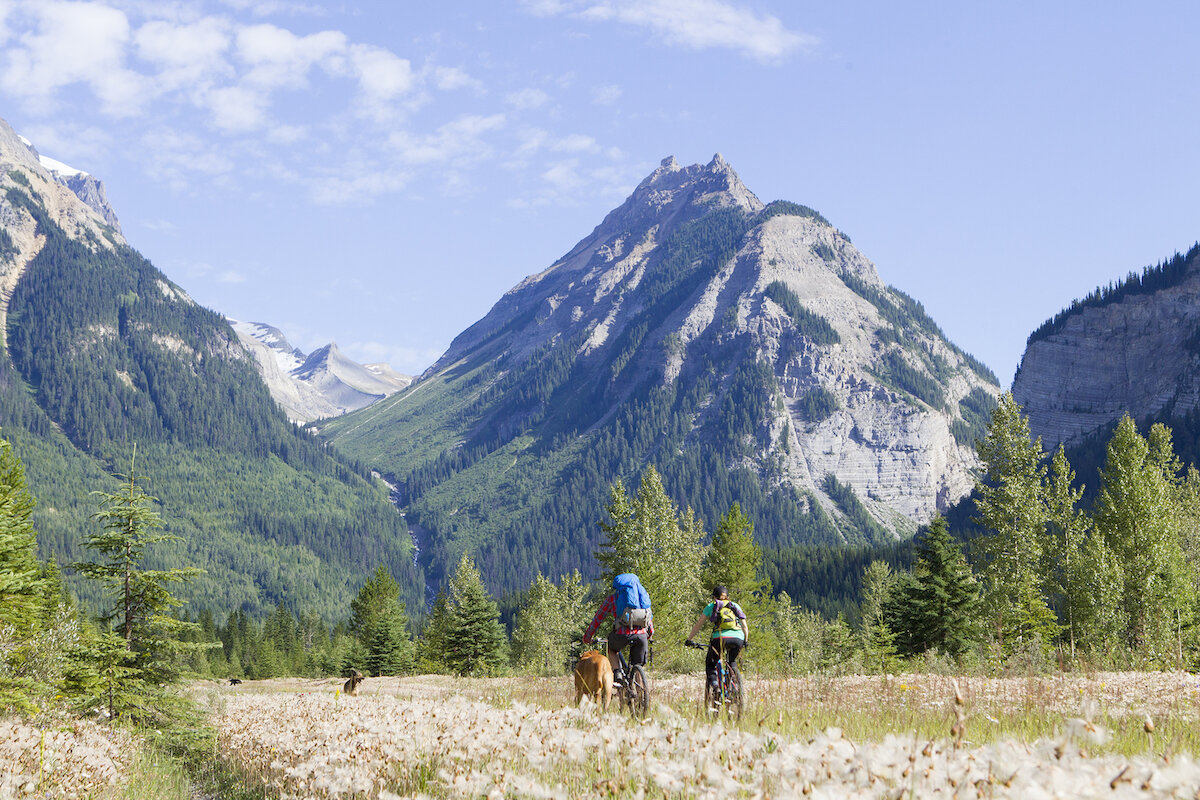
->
[322, 156, 999, 597]
[0, 176, 421, 618]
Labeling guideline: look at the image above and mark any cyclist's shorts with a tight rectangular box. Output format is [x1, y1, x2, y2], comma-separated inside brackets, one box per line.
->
[610, 632, 649, 666]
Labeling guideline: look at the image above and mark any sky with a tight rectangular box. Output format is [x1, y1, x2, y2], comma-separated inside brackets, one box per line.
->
[0, 1, 1197, 386]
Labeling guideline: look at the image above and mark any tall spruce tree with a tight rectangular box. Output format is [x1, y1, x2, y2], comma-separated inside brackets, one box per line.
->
[859, 560, 899, 673]
[973, 392, 1058, 656]
[701, 502, 779, 665]
[890, 517, 979, 658]
[350, 565, 414, 676]
[444, 554, 507, 676]
[0, 436, 47, 713]
[73, 450, 202, 690]
[1043, 444, 1091, 657]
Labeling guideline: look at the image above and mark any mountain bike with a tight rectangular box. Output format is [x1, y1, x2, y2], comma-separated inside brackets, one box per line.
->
[686, 638, 743, 721]
[595, 637, 650, 718]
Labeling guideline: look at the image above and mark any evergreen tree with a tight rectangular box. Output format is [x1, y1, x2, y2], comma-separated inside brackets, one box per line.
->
[0, 436, 43, 639]
[416, 590, 452, 674]
[73, 450, 202, 696]
[769, 591, 823, 674]
[973, 393, 1058, 656]
[1094, 416, 1194, 663]
[0, 435, 47, 712]
[891, 517, 979, 658]
[444, 554, 507, 676]
[350, 565, 414, 676]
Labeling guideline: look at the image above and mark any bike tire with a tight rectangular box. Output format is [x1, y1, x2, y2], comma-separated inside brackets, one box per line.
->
[724, 663, 743, 722]
[627, 665, 649, 718]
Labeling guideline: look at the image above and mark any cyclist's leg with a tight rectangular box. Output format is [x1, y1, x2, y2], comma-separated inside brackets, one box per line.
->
[627, 633, 648, 667]
[704, 639, 721, 689]
[724, 639, 743, 666]
[608, 632, 629, 676]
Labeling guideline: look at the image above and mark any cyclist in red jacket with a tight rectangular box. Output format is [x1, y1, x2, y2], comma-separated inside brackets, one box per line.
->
[583, 573, 654, 685]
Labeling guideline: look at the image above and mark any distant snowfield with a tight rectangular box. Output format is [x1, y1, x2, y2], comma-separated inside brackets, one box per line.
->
[198, 672, 1200, 798]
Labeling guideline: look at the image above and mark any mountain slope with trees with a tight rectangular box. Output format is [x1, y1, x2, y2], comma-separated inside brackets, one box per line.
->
[0, 116, 420, 619]
[320, 155, 1000, 597]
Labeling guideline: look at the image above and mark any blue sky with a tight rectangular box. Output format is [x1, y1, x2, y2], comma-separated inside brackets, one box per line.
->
[0, 1, 1196, 384]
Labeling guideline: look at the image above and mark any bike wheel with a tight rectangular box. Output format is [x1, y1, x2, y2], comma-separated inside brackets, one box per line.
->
[724, 663, 743, 722]
[627, 665, 649, 718]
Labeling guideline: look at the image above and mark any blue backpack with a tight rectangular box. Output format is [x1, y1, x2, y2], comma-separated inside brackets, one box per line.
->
[613, 573, 652, 627]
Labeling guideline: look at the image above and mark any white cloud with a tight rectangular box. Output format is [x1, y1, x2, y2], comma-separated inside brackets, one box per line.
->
[205, 84, 267, 131]
[592, 84, 621, 105]
[432, 65, 482, 92]
[236, 23, 345, 89]
[388, 113, 506, 166]
[506, 87, 550, 110]
[309, 169, 408, 206]
[530, 0, 816, 62]
[217, 269, 247, 283]
[553, 134, 598, 153]
[1, 1, 150, 115]
[141, 127, 235, 190]
[134, 18, 233, 92]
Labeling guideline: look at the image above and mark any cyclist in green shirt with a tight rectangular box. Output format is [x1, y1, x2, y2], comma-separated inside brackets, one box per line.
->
[685, 584, 748, 696]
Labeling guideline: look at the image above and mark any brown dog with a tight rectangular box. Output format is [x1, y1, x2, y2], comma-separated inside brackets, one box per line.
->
[573, 650, 614, 710]
[343, 668, 364, 696]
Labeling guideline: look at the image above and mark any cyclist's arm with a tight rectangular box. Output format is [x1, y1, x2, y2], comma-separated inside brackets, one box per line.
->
[686, 614, 708, 641]
[583, 595, 615, 642]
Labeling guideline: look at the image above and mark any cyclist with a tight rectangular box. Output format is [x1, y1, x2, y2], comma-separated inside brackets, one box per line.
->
[685, 584, 748, 698]
[583, 573, 653, 686]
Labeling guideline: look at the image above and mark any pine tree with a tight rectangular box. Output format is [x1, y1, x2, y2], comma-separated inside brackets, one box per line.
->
[973, 393, 1058, 656]
[444, 554, 507, 676]
[0, 436, 46, 713]
[891, 517, 980, 658]
[416, 590, 452, 673]
[350, 565, 414, 676]
[0, 436, 43, 640]
[73, 449, 202, 695]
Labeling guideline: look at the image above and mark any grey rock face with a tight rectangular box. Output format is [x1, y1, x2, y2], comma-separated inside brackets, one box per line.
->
[419, 155, 1000, 536]
[231, 320, 410, 422]
[1012, 256, 1200, 449]
[58, 173, 122, 233]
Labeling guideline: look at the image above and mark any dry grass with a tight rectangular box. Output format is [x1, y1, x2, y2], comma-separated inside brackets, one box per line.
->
[197, 670, 1200, 798]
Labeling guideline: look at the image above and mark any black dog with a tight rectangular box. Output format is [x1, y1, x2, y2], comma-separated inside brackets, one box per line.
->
[228, 678, 243, 686]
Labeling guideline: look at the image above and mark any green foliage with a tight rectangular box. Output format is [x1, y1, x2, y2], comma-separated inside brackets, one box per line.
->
[797, 386, 839, 423]
[888, 517, 980, 659]
[858, 561, 899, 673]
[952, 388, 999, 448]
[1093, 416, 1194, 662]
[0, 436, 43, 639]
[0, 187, 419, 618]
[1027, 243, 1200, 347]
[7, 169, 30, 187]
[759, 199, 833, 228]
[443, 554, 507, 676]
[72, 453, 202, 713]
[822, 474, 891, 545]
[510, 571, 591, 674]
[762, 281, 840, 345]
[596, 467, 704, 667]
[0, 228, 15, 264]
[872, 350, 946, 410]
[973, 393, 1059, 656]
[350, 565, 414, 676]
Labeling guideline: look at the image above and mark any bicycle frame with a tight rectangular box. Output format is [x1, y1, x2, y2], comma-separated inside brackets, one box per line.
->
[594, 637, 650, 717]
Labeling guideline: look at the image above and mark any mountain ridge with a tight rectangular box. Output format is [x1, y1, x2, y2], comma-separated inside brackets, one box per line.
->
[321, 155, 1000, 594]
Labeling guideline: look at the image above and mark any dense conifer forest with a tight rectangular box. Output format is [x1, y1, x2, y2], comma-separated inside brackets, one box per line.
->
[0, 183, 421, 619]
